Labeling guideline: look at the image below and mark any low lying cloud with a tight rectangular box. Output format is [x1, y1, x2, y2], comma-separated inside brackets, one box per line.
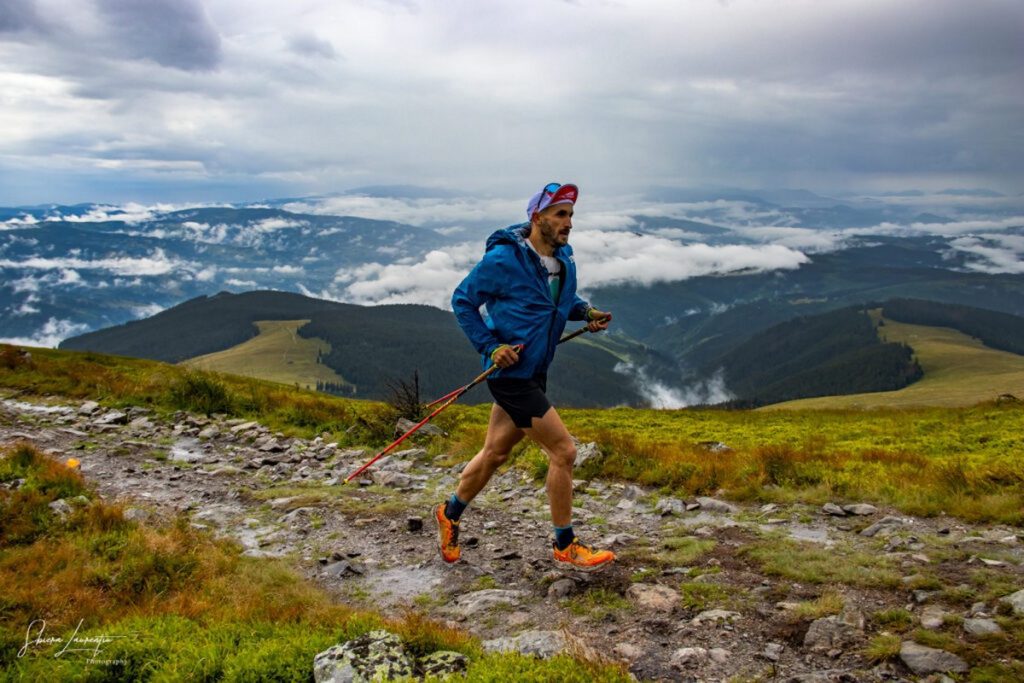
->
[0, 317, 90, 348]
[948, 234, 1024, 274]
[615, 363, 733, 409]
[0, 248, 189, 276]
[326, 244, 480, 308]
[571, 231, 809, 289]
[317, 229, 810, 308]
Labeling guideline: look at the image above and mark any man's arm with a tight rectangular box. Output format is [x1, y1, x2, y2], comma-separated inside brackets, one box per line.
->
[451, 249, 507, 359]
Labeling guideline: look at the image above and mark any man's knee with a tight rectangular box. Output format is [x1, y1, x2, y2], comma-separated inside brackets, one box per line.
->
[481, 445, 511, 467]
[547, 439, 576, 469]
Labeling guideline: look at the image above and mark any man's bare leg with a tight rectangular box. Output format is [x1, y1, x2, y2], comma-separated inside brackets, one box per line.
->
[522, 406, 576, 527]
[455, 403, 525, 503]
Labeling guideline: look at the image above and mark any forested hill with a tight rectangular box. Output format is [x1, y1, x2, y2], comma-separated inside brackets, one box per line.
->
[59, 291, 647, 408]
[882, 298, 1024, 356]
[709, 306, 922, 407]
[60, 291, 354, 363]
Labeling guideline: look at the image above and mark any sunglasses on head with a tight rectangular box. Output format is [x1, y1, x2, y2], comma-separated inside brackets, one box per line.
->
[541, 182, 561, 196]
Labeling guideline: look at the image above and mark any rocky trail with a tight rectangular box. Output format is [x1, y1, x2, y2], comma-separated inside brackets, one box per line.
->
[2, 396, 1023, 682]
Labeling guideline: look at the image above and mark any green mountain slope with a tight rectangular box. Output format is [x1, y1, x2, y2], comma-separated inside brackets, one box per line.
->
[708, 306, 922, 406]
[59, 291, 649, 408]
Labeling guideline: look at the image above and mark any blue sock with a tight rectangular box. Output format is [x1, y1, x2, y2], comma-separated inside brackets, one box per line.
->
[554, 525, 575, 550]
[445, 494, 468, 522]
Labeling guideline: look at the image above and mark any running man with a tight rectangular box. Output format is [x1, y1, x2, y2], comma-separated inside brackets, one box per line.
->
[435, 182, 615, 572]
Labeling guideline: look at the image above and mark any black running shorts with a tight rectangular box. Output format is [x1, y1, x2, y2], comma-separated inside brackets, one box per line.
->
[486, 374, 551, 429]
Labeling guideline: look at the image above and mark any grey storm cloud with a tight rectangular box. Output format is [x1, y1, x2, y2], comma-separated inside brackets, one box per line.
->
[96, 0, 222, 71]
[0, 0, 1021, 205]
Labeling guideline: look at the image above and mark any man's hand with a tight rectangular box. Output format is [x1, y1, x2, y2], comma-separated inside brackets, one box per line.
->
[490, 344, 520, 368]
[586, 308, 612, 333]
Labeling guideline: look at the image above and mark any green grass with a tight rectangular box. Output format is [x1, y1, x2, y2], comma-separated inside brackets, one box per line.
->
[741, 537, 902, 588]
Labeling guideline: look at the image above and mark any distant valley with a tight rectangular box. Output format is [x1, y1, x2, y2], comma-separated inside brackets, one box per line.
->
[4, 185, 1023, 407]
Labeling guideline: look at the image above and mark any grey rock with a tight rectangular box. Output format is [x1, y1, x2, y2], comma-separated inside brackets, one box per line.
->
[626, 583, 680, 613]
[708, 647, 730, 664]
[230, 421, 259, 434]
[919, 605, 947, 629]
[78, 401, 101, 415]
[822, 503, 847, 516]
[670, 646, 708, 668]
[963, 618, 1002, 636]
[573, 440, 602, 468]
[48, 498, 72, 518]
[654, 497, 685, 516]
[547, 578, 575, 600]
[453, 589, 527, 616]
[621, 484, 645, 501]
[313, 630, 414, 683]
[613, 642, 644, 662]
[860, 515, 907, 537]
[695, 497, 738, 514]
[395, 418, 445, 437]
[1000, 587, 1024, 615]
[419, 650, 468, 678]
[198, 426, 219, 439]
[762, 642, 785, 661]
[698, 441, 731, 453]
[804, 615, 862, 651]
[691, 609, 740, 625]
[842, 503, 878, 516]
[483, 630, 565, 658]
[899, 641, 968, 675]
[94, 410, 128, 426]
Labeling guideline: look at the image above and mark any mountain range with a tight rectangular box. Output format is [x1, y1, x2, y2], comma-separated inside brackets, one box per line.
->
[5, 185, 1023, 406]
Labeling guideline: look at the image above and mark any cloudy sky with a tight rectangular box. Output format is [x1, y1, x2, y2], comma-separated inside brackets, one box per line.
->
[1, 0, 1022, 205]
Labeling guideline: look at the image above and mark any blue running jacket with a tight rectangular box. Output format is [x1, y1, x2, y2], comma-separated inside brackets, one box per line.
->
[452, 224, 592, 378]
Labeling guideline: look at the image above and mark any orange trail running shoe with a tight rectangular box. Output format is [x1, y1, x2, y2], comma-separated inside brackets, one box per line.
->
[552, 538, 615, 572]
[434, 503, 461, 563]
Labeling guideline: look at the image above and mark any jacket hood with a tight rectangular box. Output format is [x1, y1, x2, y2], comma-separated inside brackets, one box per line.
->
[485, 224, 529, 252]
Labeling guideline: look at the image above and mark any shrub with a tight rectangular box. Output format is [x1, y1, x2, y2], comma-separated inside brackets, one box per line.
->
[168, 372, 234, 415]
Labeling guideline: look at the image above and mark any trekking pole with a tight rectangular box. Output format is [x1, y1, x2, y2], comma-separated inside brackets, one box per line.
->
[344, 344, 523, 483]
[422, 315, 612, 409]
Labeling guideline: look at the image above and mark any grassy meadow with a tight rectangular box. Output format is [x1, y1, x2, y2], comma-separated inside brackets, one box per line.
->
[182, 320, 348, 392]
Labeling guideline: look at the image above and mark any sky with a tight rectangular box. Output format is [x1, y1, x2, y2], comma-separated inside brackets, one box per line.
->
[0, 0, 1022, 205]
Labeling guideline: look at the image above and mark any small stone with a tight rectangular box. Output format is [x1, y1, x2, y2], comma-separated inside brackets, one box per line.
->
[627, 583, 680, 613]
[899, 641, 968, 675]
[842, 503, 878, 516]
[963, 618, 1001, 636]
[861, 516, 907, 538]
[762, 642, 784, 661]
[691, 609, 739, 625]
[613, 643, 644, 662]
[406, 517, 423, 532]
[547, 578, 575, 600]
[708, 647, 730, 664]
[670, 646, 708, 668]
[695, 497, 738, 514]
[1001, 589, 1024, 616]
[919, 606, 946, 629]
[482, 630, 564, 658]
[822, 503, 847, 516]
